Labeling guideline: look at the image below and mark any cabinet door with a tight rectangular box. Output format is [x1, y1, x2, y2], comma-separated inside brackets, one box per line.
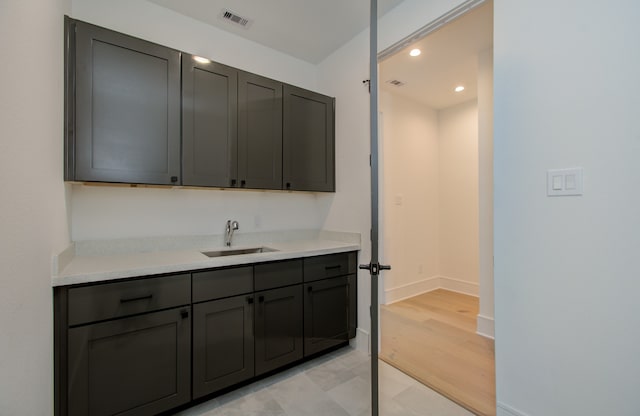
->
[182, 55, 238, 187]
[67, 307, 191, 416]
[304, 276, 349, 356]
[193, 295, 254, 399]
[283, 84, 335, 192]
[347, 273, 357, 339]
[238, 72, 283, 190]
[72, 20, 181, 185]
[255, 285, 303, 376]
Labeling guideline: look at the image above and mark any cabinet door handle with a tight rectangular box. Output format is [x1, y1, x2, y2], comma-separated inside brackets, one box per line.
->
[325, 265, 341, 271]
[285, 182, 291, 189]
[240, 180, 246, 187]
[258, 295, 264, 303]
[180, 309, 189, 319]
[120, 294, 153, 303]
[231, 179, 237, 186]
[170, 176, 178, 183]
[307, 286, 313, 293]
[247, 296, 254, 304]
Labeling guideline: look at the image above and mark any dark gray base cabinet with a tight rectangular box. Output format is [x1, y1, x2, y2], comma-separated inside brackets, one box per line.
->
[67, 308, 191, 416]
[303, 276, 350, 356]
[55, 252, 357, 416]
[56, 274, 192, 416]
[255, 285, 303, 376]
[193, 295, 254, 399]
[302, 252, 358, 356]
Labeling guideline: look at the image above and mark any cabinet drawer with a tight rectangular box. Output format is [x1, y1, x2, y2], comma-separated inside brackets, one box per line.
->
[254, 260, 303, 291]
[193, 266, 253, 303]
[303, 253, 350, 282]
[68, 274, 190, 326]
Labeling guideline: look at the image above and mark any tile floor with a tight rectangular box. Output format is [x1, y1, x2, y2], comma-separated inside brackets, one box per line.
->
[177, 346, 473, 416]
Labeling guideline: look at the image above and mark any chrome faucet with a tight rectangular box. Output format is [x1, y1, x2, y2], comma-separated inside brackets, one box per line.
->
[225, 220, 239, 247]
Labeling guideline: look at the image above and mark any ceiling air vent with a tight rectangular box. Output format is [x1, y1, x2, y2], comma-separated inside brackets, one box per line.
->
[219, 9, 253, 29]
[386, 79, 405, 87]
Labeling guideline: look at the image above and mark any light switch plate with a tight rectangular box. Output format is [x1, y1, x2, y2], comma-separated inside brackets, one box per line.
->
[547, 168, 583, 196]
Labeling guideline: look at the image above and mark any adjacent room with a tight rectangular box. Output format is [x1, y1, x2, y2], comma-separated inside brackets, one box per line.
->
[379, 2, 496, 415]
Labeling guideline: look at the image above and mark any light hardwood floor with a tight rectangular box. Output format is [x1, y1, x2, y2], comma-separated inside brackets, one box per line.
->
[380, 289, 496, 416]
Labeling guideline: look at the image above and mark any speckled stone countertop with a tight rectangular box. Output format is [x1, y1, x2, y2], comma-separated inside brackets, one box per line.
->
[51, 230, 361, 287]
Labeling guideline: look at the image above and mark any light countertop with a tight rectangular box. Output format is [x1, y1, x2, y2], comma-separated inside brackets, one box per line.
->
[52, 230, 361, 287]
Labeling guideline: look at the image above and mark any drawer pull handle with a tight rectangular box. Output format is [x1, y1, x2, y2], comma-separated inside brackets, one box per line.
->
[325, 265, 341, 270]
[120, 294, 153, 303]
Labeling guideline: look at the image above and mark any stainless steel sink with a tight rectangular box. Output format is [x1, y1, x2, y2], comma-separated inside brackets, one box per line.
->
[201, 247, 278, 258]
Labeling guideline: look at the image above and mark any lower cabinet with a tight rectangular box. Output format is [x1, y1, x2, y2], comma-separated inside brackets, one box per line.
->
[255, 285, 303, 376]
[192, 294, 255, 399]
[55, 251, 357, 416]
[67, 307, 191, 416]
[303, 276, 350, 356]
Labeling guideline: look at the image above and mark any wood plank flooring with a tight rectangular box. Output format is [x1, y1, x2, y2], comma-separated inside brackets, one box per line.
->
[380, 289, 496, 416]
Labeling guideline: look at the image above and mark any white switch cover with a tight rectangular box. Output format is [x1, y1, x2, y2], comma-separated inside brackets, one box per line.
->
[547, 168, 583, 196]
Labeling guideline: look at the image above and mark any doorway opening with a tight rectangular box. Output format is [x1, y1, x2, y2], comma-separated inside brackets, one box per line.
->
[378, 1, 495, 415]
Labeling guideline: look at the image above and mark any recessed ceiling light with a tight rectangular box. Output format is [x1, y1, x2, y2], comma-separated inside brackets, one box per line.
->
[409, 48, 421, 57]
[455, 85, 465, 92]
[194, 56, 211, 64]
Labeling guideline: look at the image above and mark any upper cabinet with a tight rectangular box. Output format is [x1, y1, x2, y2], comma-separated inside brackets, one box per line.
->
[65, 18, 181, 185]
[283, 85, 335, 192]
[64, 17, 335, 192]
[182, 56, 238, 187]
[238, 72, 283, 190]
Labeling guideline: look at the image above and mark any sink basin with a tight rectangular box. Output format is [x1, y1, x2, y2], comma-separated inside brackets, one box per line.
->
[201, 247, 278, 258]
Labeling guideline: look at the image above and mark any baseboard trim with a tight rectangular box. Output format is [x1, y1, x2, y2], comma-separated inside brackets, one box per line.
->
[385, 276, 441, 304]
[385, 275, 479, 304]
[476, 314, 495, 339]
[439, 275, 479, 296]
[497, 402, 530, 416]
[351, 328, 370, 354]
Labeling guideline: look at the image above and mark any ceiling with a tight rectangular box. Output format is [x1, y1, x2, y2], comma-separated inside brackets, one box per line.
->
[146, 0, 405, 64]
[380, 1, 493, 110]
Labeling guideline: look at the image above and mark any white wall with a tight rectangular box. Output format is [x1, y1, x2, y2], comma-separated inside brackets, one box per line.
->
[378, 93, 479, 302]
[71, 0, 317, 91]
[477, 47, 494, 337]
[380, 91, 440, 301]
[69, 0, 332, 242]
[315, 0, 478, 342]
[439, 100, 479, 289]
[315, 25, 374, 344]
[0, 0, 71, 414]
[494, 1, 640, 415]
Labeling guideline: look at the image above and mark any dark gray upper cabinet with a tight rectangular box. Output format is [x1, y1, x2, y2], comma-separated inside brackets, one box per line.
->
[65, 18, 336, 192]
[283, 84, 335, 192]
[182, 55, 238, 187]
[66, 18, 181, 185]
[238, 72, 283, 189]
